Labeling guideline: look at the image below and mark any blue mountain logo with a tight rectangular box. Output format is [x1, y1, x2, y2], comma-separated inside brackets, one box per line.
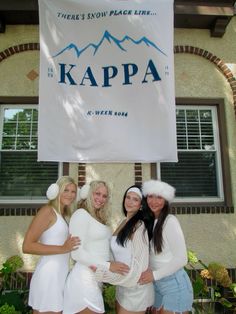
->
[52, 30, 167, 58]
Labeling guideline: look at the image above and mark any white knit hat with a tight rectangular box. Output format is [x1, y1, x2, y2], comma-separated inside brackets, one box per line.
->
[142, 180, 175, 203]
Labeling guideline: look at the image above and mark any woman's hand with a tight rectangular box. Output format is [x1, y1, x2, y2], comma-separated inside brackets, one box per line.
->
[62, 234, 81, 253]
[138, 269, 154, 284]
[89, 265, 97, 272]
[109, 261, 130, 275]
[89, 262, 129, 274]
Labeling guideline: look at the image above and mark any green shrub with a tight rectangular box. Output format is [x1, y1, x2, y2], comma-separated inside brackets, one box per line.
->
[103, 284, 116, 314]
[0, 255, 30, 314]
[0, 303, 17, 314]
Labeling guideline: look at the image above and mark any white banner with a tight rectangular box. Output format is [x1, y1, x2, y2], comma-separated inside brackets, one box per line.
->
[38, 0, 177, 163]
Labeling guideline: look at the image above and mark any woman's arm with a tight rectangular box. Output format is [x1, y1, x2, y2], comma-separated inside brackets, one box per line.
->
[94, 222, 149, 287]
[152, 215, 188, 280]
[22, 206, 79, 255]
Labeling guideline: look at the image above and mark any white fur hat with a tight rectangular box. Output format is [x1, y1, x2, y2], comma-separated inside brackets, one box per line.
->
[142, 180, 175, 203]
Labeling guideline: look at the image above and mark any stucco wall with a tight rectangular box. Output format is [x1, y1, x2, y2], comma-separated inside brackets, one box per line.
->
[0, 19, 236, 269]
[174, 18, 236, 267]
[0, 26, 39, 97]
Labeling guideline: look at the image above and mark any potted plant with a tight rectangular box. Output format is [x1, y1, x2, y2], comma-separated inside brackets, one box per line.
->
[187, 250, 236, 314]
[0, 255, 30, 314]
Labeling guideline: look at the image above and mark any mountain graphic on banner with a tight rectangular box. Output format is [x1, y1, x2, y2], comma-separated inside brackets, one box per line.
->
[52, 30, 167, 58]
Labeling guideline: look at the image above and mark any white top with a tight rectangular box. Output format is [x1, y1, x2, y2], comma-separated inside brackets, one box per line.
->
[63, 208, 111, 313]
[95, 221, 150, 287]
[69, 208, 111, 268]
[110, 236, 132, 266]
[40, 208, 69, 246]
[150, 214, 188, 281]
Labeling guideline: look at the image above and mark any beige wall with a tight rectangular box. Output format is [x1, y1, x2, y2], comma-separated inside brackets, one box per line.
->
[0, 19, 236, 269]
[0, 25, 39, 97]
[174, 18, 236, 268]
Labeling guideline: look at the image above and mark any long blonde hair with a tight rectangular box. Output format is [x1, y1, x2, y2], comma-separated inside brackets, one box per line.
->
[49, 176, 77, 217]
[77, 180, 110, 225]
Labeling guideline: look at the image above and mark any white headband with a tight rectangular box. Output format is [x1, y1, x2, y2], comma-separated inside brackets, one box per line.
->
[127, 187, 142, 199]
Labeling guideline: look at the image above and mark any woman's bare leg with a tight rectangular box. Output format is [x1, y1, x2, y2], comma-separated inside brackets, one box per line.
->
[158, 309, 189, 314]
[77, 309, 101, 314]
[116, 300, 120, 313]
[33, 304, 107, 313]
[33, 311, 62, 314]
[116, 302, 146, 314]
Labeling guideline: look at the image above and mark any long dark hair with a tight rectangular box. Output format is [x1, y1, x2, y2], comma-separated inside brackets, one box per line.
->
[142, 198, 170, 253]
[116, 185, 151, 246]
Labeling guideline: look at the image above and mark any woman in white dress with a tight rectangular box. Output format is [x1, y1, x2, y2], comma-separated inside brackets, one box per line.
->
[93, 185, 154, 314]
[63, 180, 129, 314]
[22, 176, 80, 314]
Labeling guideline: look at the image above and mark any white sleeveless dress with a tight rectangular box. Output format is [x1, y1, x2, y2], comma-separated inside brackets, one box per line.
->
[63, 208, 111, 314]
[28, 209, 69, 312]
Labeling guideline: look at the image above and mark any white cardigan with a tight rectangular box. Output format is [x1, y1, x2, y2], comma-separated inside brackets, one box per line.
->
[95, 221, 150, 287]
[69, 208, 111, 268]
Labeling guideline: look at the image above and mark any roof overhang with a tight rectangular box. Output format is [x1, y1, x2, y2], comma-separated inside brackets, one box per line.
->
[0, 0, 235, 37]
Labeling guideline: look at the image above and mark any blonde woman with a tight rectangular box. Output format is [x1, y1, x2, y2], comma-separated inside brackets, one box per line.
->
[23, 176, 80, 314]
[63, 180, 128, 314]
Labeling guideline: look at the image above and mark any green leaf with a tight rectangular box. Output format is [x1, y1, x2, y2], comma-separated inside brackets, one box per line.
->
[187, 250, 198, 264]
[218, 297, 233, 308]
[192, 276, 208, 299]
[0, 291, 25, 312]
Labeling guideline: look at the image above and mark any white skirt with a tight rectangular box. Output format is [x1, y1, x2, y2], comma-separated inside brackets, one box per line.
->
[63, 263, 104, 314]
[116, 282, 154, 312]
